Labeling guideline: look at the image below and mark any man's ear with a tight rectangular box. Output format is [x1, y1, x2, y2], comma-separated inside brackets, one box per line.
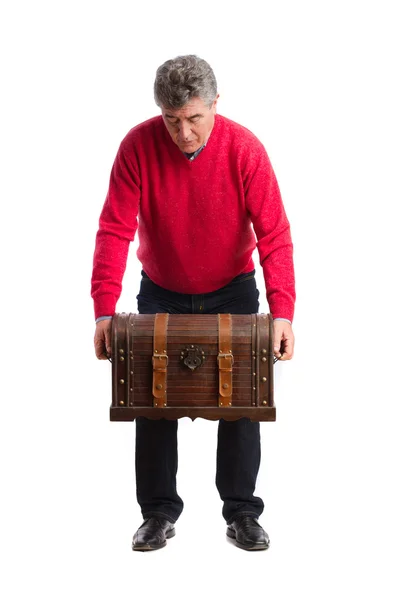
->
[212, 94, 220, 113]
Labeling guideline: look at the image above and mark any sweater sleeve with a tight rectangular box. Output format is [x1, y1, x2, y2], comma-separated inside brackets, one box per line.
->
[243, 144, 296, 321]
[91, 143, 140, 320]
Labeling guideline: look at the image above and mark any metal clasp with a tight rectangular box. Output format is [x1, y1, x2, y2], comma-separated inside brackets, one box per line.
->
[217, 352, 234, 366]
[182, 345, 205, 371]
[152, 354, 169, 368]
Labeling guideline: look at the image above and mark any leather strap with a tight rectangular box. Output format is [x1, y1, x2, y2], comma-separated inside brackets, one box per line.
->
[152, 313, 169, 408]
[127, 313, 134, 407]
[113, 313, 130, 408]
[251, 313, 257, 407]
[217, 314, 234, 407]
[258, 314, 271, 407]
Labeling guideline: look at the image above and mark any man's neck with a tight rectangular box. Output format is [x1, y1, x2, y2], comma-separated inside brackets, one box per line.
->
[183, 138, 208, 161]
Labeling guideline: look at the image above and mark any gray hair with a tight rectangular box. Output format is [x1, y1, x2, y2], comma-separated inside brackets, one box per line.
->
[154, 55, 218, 109]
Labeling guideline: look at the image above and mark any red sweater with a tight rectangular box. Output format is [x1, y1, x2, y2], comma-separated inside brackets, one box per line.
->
[91, 114, 295, 320]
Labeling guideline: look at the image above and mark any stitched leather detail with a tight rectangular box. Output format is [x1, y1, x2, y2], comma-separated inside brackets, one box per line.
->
[152, 313, 169, 407]
[218, 314, 233, 407]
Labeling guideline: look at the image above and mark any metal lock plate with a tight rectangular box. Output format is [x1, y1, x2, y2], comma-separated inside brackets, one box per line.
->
[181, 345, 205, 371]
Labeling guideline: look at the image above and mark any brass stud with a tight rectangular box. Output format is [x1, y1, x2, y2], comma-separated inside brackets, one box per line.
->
[262, 377, 267, 382]
[262, 357, 267, 362]
[223, 383, 229, 389]
[253, 372, 256, 376]
[253, 387, 256, 390]
[119, 349, 124, 355]
[252, 351, 255, 355]
[262, 400, 267, 405]
[119, 400, 125, 405]
[156, 384, 163, 390]
[130, 371, 133, 375]
[164, 403, 167, 407]
[253, 357, 256, 360]
[253, 323, 256, 327]
[252, 403, 256, 406]
[130, 388, 133, 392]
[155, 349, 158, 353]
[228, 402, 232, 406]
[129, 402, 133, 406]
[119, 379, 125, 384]
[191, 345, 194, 348]
[119, 356, 125, 362]
[262, 349, 267, 354]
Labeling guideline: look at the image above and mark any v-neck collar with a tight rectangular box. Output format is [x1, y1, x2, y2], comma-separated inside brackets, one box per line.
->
[183, 141, 207, 161]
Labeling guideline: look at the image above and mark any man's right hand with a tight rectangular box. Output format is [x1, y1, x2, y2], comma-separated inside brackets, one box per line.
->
[94, 319, 112, 360]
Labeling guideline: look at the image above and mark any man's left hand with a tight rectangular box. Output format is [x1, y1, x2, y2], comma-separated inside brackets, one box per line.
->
[273, 320, 295, 361]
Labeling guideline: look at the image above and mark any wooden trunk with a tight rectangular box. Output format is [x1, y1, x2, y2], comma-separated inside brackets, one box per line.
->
[110, 313, 276, 422]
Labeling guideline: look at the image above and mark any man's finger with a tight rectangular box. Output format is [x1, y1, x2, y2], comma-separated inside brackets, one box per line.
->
[94, 338, 107, 360]
[279, 336, 294, 361]
[273, 320, 295, 361]
[105, 331, 112, 355]
[94, 319, 113, 360]
[273, 333, 282, 353]
[273, 325, 284, 358]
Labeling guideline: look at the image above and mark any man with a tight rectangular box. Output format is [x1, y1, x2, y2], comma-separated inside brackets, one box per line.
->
[91, 55, 295, 552]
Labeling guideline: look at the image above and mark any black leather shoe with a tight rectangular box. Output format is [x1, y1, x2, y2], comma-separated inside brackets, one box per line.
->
[227, 516, 270, 551]
[132, 517, 175, 552]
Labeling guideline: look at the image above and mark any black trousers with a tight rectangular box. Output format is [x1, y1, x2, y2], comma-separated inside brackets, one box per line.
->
[135, 269, 265, 525]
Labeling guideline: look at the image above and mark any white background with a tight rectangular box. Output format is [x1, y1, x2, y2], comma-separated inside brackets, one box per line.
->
[1, 0, 399, 598]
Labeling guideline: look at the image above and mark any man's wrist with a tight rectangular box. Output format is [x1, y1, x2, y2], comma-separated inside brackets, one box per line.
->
[95, 315, 113, 323]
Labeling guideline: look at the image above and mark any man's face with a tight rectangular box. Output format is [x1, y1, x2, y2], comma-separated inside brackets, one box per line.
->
[161, 96, 219, 153]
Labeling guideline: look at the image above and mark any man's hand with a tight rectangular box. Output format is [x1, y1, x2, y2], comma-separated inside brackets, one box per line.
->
[94, 319, 112, 360]
[273, 320, 295, 361]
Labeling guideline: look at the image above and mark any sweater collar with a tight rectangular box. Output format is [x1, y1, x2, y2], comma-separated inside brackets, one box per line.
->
[162, 114, 221, 161]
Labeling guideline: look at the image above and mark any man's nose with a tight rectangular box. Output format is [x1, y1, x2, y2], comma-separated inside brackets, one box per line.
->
[178, 122, 192, 140]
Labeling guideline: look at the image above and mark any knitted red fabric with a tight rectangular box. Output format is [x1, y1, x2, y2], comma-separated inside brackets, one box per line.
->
[91, 114, 295, 320]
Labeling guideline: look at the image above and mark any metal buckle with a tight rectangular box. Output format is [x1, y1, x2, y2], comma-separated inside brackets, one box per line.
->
[217, 352, 234, 366]
[152, 354, 169, 368]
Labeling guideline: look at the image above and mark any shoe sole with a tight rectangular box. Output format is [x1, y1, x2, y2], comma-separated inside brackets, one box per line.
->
[132, 528, 176, 552]
[226, 527, 270, 551]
